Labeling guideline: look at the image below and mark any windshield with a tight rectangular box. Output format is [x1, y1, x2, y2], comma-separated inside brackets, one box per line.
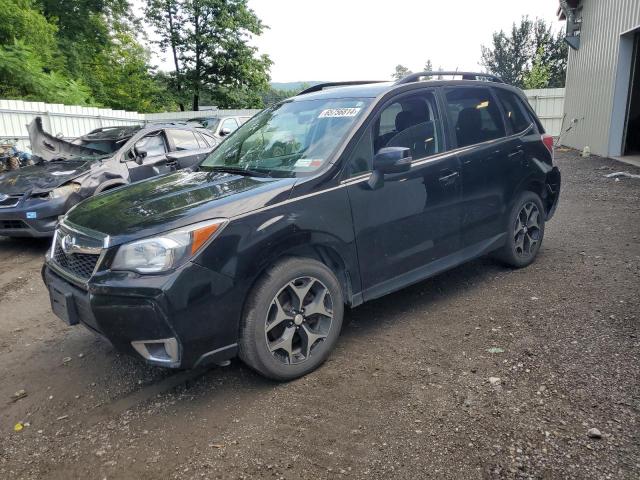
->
[200, 98, 372, 178]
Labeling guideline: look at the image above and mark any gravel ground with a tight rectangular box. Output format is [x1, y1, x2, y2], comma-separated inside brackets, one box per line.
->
[0, 149, 638, 480]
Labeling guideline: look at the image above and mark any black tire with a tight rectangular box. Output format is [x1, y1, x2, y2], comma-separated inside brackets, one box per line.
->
[239, 257, 344, 381]
[495, 191, 546, 268]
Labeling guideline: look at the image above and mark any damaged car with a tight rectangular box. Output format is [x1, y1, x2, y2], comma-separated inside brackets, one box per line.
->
[0, 118, 218, 237]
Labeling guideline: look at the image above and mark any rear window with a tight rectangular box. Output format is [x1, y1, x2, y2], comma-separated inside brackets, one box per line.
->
[494, 89, 534, 134]
[445, 87, 506, 148]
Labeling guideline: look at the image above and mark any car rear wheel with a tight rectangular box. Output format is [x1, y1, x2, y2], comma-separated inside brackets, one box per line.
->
[495, 191, 545, 268]
[239, 257, 344, 381]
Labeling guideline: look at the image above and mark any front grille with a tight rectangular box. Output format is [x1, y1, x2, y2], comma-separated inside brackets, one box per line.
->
[52, 232, 101, 281]
[0, 195, 21, 208]
[0, 219, 27, 229]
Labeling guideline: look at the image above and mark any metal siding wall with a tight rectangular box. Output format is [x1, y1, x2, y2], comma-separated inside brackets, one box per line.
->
[562, 0, 640, 156]
[0, 100, 259, 151]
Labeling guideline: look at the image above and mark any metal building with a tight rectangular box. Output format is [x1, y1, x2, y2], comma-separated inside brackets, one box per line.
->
[558, 0, 640, 160]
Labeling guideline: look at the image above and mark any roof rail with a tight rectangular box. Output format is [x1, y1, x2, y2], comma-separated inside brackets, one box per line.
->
[395, 71, 504, 85]
[297, 81, 386, 96]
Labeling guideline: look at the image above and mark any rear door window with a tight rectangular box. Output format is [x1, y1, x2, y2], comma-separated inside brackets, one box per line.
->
[445, 87, 506, 148]
[494, 89, 534, 134]
[167, 129, 201, 151]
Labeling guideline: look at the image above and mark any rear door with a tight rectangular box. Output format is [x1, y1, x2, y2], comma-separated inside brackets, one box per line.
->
[345, 88, 463, 299]
[493, 86, 542, 186]
[443, 86, 512, 249]
[165, 128, 212, 169]
[125, 130, 171, 182]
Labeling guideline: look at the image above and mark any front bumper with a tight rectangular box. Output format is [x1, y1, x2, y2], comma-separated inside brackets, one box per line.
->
[0, 196, 68, 237]
[43, 261, 241, 369]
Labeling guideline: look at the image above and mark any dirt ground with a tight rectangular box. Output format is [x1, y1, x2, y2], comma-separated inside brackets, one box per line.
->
[0, 149, 638, 480]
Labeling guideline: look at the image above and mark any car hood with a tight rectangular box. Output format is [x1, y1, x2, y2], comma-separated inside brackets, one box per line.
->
[0, 160, 95, 195]
[65, 170, 296, 243]
[28, 117, 104, 161]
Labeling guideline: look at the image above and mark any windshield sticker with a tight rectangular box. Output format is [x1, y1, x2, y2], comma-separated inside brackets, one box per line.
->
[51, 170, 77, 176]
[318, 108, 361, 118]
[295, 158, 323, 168]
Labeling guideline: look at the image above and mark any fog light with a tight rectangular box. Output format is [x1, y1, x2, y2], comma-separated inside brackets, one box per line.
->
[131, 338, 180, 364]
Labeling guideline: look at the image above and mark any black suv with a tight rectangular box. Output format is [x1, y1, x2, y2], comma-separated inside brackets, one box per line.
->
[43, 72, 561, 380]
[0, 119, 217, 237]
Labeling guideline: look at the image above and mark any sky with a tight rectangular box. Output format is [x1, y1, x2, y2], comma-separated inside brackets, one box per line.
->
[142, 0, 564, 83]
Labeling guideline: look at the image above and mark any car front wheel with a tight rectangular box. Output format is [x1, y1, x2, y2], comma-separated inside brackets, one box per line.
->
[239, 257, 344, 381]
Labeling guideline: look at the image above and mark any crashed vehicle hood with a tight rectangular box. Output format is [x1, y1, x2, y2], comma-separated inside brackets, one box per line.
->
[0, 160, 95, 195]
[28, 117, 102, 161]
[65, 170, 296, 244]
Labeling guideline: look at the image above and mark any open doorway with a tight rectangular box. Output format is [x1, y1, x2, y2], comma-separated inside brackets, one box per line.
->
[623, 32, 640, 155]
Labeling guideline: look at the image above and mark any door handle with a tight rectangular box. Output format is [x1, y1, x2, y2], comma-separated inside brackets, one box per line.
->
[508, 148, 524, 159]
[439, 171, 459, 185]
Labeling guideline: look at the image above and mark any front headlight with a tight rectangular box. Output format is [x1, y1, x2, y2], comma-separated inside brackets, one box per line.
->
[49, 183, 81, 199]
[111, 219, 228, 274]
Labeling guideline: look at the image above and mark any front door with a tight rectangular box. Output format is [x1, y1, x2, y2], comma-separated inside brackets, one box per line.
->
[345, 89, 462, 300]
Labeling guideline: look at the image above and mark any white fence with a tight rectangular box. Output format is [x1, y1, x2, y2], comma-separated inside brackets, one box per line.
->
[524, 88, 565, 136]
[0, 99, 259, 151]
[0, 88, 565, 151]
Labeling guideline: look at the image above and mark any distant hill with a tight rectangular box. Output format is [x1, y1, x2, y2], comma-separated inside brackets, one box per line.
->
[270, 81, 325, 92]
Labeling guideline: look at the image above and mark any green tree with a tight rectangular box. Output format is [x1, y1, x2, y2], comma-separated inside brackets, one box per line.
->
[0, 40, 92, 104]
[523, 47, 551, 89]
[0, 0, 92, 104]
[392, 64, 412, 80]
[480, 16, 567, 88]
[423, 59, 433, 80]
[145, 0, 272, 111]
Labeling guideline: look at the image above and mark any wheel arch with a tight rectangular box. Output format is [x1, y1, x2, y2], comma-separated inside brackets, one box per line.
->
[241, 232, 360, 312]
[94, 179, 128, 195]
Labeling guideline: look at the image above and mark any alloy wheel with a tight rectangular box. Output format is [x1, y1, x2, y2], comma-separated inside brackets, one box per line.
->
[514, 201, 541, 257]
[265, 276, 334, 365]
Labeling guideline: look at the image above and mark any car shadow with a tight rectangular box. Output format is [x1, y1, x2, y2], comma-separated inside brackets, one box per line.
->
[0, 236, 51, 255]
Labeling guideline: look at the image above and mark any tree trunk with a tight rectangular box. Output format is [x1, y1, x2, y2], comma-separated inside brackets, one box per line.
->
[167, 5, 185, 111]
[192, 5, 201, 111]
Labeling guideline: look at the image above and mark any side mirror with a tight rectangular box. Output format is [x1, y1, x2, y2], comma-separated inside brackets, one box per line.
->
[373, 147, 412, 174]
[219, 127, 232, 137]
[134, 148, 148, 165]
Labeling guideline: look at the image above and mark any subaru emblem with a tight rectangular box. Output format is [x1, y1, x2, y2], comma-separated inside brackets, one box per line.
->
[61, 234, 77, 254]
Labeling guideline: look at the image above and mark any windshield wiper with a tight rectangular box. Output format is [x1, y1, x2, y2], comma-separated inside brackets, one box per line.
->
[201, 165, 271, 178]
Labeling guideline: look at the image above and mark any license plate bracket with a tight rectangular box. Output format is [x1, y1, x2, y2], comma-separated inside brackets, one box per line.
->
[49, 283, 79, 326]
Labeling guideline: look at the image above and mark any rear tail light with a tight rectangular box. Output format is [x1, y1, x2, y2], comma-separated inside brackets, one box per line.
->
[542, 134, 554, 160]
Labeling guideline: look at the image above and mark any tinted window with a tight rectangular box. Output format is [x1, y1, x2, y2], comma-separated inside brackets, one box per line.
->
[167, 129, 200, 151]
[134, 132, 166, 156]
[495, 89, 533, 133]
[375, 91, 443, 160]
[445, 88, 506, 147]
[221, 118, 239, 133]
